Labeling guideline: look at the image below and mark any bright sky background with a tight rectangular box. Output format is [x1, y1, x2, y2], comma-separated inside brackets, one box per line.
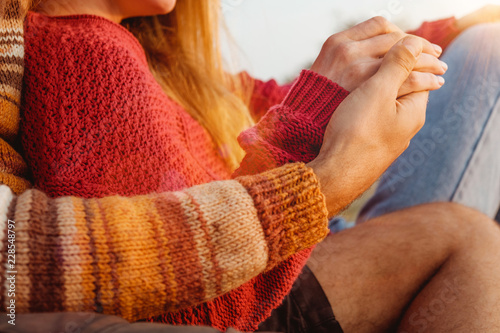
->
[223, 0, 500, 83]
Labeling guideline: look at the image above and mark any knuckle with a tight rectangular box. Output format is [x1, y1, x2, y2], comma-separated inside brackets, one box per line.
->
[336, 42, 355, 60]
[395, 57, 414, 74]
[419, 37, 434, 50]
[392, 45, 415, 72]
[407, 72, 418, 85]
[419, 53, 433, 66]
[371, 16, 389, 28]
[325, 34, 342, 48]
[390, 31, 406, 43]
[433, 74, 442, 86]
[404, 34, 420, 43]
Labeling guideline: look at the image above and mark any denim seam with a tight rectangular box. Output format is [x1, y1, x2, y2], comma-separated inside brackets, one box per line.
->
[451, 93, 500, 214]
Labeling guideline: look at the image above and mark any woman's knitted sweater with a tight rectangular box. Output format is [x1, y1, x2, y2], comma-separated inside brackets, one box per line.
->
[0, 1, 461, 330]
[20, 12, 349, 331]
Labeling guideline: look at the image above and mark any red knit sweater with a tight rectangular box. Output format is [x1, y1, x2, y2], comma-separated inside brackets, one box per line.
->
[21, 11, 459, 331]
[21, 12, 348, 331]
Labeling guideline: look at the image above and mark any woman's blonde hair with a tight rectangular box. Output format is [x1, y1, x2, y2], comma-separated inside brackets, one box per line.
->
[122, 0, 254, 171]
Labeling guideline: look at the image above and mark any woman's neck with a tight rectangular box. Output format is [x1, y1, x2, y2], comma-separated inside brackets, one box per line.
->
[36, 0, 124, 23]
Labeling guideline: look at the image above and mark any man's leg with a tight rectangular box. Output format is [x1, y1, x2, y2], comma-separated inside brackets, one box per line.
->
[358, 23, 500, 223]
[308, 203, 500, 333]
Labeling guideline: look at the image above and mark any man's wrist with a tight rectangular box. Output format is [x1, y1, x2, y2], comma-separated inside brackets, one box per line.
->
[307, 158, 339, 217]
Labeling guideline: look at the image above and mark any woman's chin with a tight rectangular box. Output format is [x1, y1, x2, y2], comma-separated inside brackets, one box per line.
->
[147, 0, 177, 15]
[122, 0, 177, 18]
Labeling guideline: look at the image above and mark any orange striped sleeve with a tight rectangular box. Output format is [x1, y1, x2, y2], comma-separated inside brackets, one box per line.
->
[0, 0, 329, 322]
[0, 163, 329, 321]
[0, 0, 31, 194]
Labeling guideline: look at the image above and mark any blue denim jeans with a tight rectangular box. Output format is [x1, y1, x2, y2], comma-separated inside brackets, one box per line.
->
[350, 23, 500, 226]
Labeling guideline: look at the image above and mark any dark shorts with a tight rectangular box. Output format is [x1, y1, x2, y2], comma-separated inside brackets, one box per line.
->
[256, 265, 344, 333]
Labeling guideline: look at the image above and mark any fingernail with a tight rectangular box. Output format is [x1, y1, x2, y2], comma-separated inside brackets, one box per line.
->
[403, 38, 420, 57]
[437, 76, 445, 85]
[433, 44, 443, 55]
[440, 61, 448, 71]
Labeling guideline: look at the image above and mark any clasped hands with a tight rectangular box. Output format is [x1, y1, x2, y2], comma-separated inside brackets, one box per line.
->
[307, 17, 447, 216]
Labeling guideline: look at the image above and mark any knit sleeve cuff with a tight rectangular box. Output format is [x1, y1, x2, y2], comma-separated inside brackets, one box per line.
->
[236, 162, 329, 269]
[280, 69, 349, 127]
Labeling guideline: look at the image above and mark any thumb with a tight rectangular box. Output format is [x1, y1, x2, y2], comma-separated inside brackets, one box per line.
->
[374, 36, 423, 94]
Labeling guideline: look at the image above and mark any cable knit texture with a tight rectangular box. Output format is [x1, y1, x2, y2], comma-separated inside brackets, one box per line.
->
[0, 4, 461, 331]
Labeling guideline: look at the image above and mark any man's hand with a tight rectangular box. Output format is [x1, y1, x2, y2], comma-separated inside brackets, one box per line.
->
[310, 16, 447, 92]
[308, 36, 446, 216]
[456, 5, 500, 32]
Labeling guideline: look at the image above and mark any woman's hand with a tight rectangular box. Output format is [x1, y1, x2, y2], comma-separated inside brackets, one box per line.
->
[311, 16, 447, 92]
[456, 5, 500, 32]
[308, 36, 446, 216]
